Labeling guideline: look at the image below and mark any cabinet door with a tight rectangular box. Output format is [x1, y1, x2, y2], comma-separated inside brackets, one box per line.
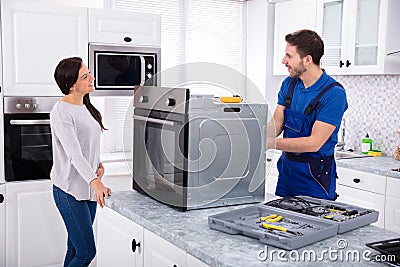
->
[97, 206, 144, 267]
[0, 184, 5, 267]
[336, 184, 385, 228]
[5, 180, 67, 267]
[89, 8, 161, 47]
[273, 0, 317, 75]
[186, 253, 210, 267]
[385, 177, 400, 233]
[1, 1, 88, 96]
[316, 0, 349, 74]
[144, 229, 186, 267]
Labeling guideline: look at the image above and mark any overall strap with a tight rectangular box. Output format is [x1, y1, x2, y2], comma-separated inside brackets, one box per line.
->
[304, 82, 343, 115]
[284, 78, 298, 109]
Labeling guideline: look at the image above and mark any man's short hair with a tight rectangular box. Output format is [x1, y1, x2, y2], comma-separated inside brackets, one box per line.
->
[285, 29, 324, 65]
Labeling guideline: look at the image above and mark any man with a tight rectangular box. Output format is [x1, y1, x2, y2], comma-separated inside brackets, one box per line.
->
[267, 29, 348, 200]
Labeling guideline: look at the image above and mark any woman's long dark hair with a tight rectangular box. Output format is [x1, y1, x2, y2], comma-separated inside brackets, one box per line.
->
[54, 57, 107, 130]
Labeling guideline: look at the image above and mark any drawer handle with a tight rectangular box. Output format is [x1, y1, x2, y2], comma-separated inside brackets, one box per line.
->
[131, 238, 141, 252]
[0, 194, 4, 203]
[353, 178, 360, 183]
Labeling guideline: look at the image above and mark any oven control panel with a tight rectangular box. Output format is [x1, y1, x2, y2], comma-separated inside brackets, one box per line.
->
[4, 97, 59, 113]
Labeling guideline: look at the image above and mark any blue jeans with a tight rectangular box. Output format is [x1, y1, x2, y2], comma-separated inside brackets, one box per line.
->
[53, 185, 97, 267]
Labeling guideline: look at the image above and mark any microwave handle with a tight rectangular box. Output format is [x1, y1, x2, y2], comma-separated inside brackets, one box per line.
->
[140, 56, 146, 86]
[133, 115, 175, 127]
[10, 119, 50, 125]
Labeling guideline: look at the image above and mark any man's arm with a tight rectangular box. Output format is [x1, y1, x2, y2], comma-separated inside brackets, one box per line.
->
[274, 120, 336, 153]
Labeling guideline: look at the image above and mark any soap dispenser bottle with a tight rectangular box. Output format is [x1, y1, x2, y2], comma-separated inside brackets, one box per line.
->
[361, 133, 372, 154]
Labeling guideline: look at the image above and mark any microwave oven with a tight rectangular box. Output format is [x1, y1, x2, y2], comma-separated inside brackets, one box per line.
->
[89, 43, 161, 96]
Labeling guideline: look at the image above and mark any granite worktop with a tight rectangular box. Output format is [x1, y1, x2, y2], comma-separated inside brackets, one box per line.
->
[336, 155, 400, 179]
[105, 190, 399, 267]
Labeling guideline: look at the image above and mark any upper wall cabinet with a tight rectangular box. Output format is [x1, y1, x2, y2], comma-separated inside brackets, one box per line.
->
[88, 8, 161, 47]
[1, 1, 88, 96]
[273, 0, 317, 75]
[316, 0, 400, 75]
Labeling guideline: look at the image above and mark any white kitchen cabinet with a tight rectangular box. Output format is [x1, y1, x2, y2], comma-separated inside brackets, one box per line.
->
[144, 229, 186, 267]
[89, 8, 161, 47]
[186, 253, 210, 267]
[336, 167, 386, 228]
[316, 0, 400, 75]
[384, 177, 400, 233]
[273, 0, 317, 75]
[0, 184, 5, 267]
[1, 1, 88, 96]
[265, 150, 281, 196]
[97, 206, 144, 267]
[5, 180, 67, 267]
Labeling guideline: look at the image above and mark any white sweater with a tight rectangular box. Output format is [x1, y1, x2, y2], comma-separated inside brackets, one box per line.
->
[50, 101, 101, 201]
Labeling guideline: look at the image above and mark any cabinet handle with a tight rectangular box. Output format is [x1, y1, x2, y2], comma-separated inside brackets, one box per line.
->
[353, 178, 360, 183]
[346, 60, 351, 68]
[173, 265, 177, 267]
[124, 36, 133, 42]
[339, 60, 344, 68]
[131, 238, 141, 252]
[0, 194, 4, 203]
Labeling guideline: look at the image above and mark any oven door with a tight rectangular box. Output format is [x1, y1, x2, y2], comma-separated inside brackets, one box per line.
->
[4, 114, 52, 182]
[133, 108, 188, 209]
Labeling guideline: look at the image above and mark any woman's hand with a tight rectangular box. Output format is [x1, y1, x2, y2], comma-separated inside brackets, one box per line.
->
[96, 163, 105, 180]
[89, 178, 111, 208]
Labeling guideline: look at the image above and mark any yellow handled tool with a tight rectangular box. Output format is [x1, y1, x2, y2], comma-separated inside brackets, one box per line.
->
[260, 214, 284, 222]
[261, 223, 288, 232]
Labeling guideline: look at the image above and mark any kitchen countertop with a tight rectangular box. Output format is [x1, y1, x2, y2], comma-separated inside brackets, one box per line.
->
[105, 190, 399, 267]
[336, 155, 400, 179]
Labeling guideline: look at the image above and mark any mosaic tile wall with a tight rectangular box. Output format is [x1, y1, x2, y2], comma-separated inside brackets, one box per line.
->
[333, 75, 400, 157]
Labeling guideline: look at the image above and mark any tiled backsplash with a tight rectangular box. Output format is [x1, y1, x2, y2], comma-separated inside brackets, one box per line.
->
[334, 75, 400, 157]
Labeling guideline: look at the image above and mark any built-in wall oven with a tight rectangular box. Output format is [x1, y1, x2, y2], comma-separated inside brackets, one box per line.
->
[133, 86, 268, 211]
[4, 97, 59, 182]
[89, 43, 160, 96]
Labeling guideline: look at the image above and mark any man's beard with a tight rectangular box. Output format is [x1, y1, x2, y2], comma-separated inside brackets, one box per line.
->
[288, 61, 306, 78]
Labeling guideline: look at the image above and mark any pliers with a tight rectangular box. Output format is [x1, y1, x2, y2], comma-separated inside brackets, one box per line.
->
[260, 214, 284, 222]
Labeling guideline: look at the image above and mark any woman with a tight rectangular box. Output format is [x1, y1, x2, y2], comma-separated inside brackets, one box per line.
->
[50, 57, 111, 266]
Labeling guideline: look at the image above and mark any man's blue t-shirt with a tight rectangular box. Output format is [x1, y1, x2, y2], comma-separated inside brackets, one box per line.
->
[277, 71, 348, 157]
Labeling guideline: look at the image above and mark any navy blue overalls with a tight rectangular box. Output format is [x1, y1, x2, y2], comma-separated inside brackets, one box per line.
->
[275, 78, 342, 200]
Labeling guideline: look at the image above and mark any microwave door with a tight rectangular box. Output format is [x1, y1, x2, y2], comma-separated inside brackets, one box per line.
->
[140, 56, 146, 86]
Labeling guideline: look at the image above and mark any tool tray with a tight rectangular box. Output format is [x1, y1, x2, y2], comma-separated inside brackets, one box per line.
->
[263, 196, 379, 233]
[208, 205, 338, 250]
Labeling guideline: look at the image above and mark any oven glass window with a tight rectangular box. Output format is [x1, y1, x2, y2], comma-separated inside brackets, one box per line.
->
[4, 114, 52, 181]
[133, 109, 187, 208]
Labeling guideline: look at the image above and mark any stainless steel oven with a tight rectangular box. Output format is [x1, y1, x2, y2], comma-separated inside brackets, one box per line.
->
[133, 86, 268, 211]
[89, 43, 160, 96]
[4, 97, 59, 182]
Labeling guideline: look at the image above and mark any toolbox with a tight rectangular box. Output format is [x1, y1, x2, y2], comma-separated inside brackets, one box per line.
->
[208, 196, 379, 250]
[263, 196, 379, 234]
[208, 205, 338, 250]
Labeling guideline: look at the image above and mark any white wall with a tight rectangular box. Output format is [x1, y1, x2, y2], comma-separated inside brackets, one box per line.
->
[246, 0, 285, 112]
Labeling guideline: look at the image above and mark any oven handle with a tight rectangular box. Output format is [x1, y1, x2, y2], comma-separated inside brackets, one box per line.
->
[133, 115, 175, 126]
[10, 119, 50, 125]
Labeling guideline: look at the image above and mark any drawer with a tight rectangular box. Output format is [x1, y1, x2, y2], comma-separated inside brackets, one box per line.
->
[336, 167, 386, 195]
[386, 177, 400, 197]
[336, 184, 385, 228]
